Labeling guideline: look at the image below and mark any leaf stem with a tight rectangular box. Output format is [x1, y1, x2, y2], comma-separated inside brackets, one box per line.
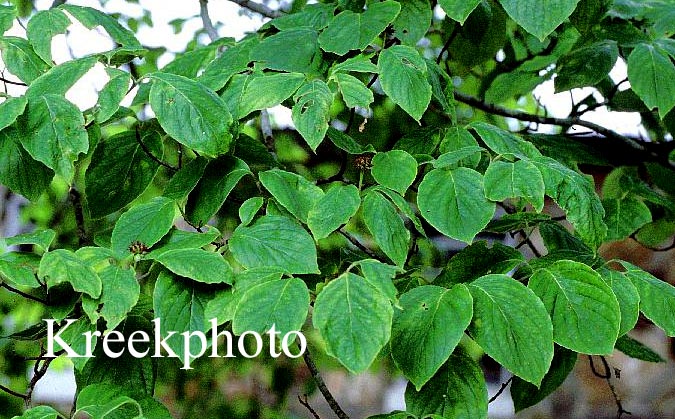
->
[225, 0, 283, 19]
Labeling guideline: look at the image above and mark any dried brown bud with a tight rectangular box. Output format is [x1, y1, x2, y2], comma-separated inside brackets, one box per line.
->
[354, 154, 373, 171]
[128, 240, 149, 255]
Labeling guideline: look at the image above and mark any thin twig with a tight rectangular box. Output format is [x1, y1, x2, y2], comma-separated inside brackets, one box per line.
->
[69, 186, 87, 246]
[436, 27, 457, 64]
[199, 0, 219, 42]
[0, 383, 27, 400]
[488, 377, 513, 404]
[588, 356, 631, 418]
[0, 283, 48, 305]
[50, 0, 67, 8]
[298, 395, 322, 419]
[339, 228, 380, 260]
[226, 0, 283, 19]
[0, 75, 27, 86]
[303, 349, 351, 419]
[135, 127, 177, 171]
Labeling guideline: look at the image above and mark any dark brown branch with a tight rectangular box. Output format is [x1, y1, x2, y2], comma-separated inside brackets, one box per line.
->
[436, 27, 457, 64]
[298, 395, 322, 419]
[50, 0, 67, 8]
[226, 0, 283, 19]
[199, 0, 219, 42]
[453, 91, 657, 158]
[0, 283, 48, 305]
[589, 356, 631, 418]
[488, 377, 513, 404]
[69, 186, 87, 246]
[339, 228, 380, 260]
[303, 349, 350, 419]
[0, 383, 27, 400]
[0, 75, 27, 86]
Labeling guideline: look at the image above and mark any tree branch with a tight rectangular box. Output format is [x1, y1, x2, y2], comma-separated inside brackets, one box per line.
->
[298, 394, 322, 419]
[0, 283, 48, 305]
[0, 75, 27, 87]
[69, 186, 88, 247]
[0, 383, 27, 400]
[303, 349, 351, 419]
[226, 0, 283, 19]
[199, 0, 219, 42]
[135, 127, 177, 171]
[452, 91, 665, 160]
[50, 0, 67, 8]
[339, 228, 380, 260]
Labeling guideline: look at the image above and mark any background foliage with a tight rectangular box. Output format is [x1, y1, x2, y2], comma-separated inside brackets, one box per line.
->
[1, 0, 675, 418]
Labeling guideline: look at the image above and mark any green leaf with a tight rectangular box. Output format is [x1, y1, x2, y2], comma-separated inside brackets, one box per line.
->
[469, 122, 542, 159]
[163, 156, 209, 201]
[230, 215, 319, 274]
[615, 334, 665, 363]
[484, 159, 545, 211]
[313, 272, 393, 373]
[61, 5, 142, 49]
[239, 197, 264, 226]
[10, 405, 60, 419]
[0, 5, 16, 34]
[405, 347, 488, 419]
[39, 249, 102, 298]
[0, 36, 50, 83]
[362, 189, 410, 267]
[318, 1, 401, 55]
[259, 168, 325, 224]
[418, 168, 495, 243]
[425, 59, 455, 118]
[19, 94, 88, 182]
[185, 156, 251, 226]
[533, 156, 607, 250]
[110, 196, 176, 257]
[82, 265, 139, 330]
[373, 186, 426, 236]
[268, 3, 335, 31]
[239, 72, 305, 118]
[154, 249, 233, 284]
[233, 277, 309, 337]
[378, 45, 431, 122]
[199, 39, 255, 91]
[26, 56, 97, 99]
[433, 146, 484, 169]
[529, 260, 620, 354]
[6, 230, 56, 250]
[96, 68, 132, 123]
[511, 346, 578, 412]
[627, 43, 675, 118]
[26, 9, 70, 64]
[356, 259, 401, 303]
[499, 0, 580, 41]
[371, 150, 418, 195]
[145, 227, 220, 259]
[326, 126, 376, 154]
[603, 196, 652, 242]
[76, 384, 142, 418]
[307, 184, 360, 240]
[439, 0, 482, 24]
[331, 55, 379, 74]
[153, 271, 215, 360]
[485, 212, 551, 233]
[468, 274, 554, 385]
[438, 126, 482, 168]
[0, 253, 40, 288]
[251, 28, 321, 73]
[391, 285, 473, 389]
[0, 96, 27, 131]
[555, 41, 619, 92]
[0, 127, 53, 201]
[435, 241, 524, 287]
[148, 72, 233, 157]
[85, 130, 163, 218]
[620, 261, 675, 336]
[334, 72, 374, 109]
[393, 0, 431, 45]
[598, 269, 640, 336]
[292, 80, 333, 151]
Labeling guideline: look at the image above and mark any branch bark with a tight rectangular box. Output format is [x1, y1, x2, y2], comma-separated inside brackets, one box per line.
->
[199, 0, 219, 42]
[226, 0, 283, 19]
[303, 349, 351, 419]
